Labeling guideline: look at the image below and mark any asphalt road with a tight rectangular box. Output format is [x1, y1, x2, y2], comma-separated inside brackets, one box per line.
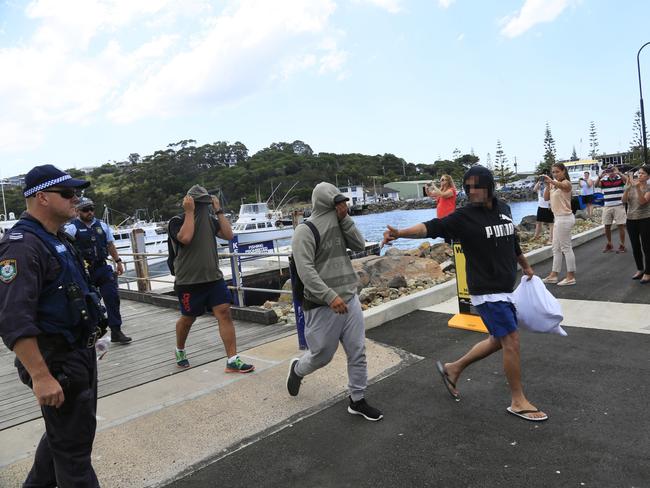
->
[164, 231, 650, 488]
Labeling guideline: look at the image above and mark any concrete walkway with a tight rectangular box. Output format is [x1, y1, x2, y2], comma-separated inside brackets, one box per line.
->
[2, 225, 649, 487]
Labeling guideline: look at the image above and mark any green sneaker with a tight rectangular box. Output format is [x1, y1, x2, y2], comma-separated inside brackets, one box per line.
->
[175, 349, 190, 368]
[225, 356, 255, 374]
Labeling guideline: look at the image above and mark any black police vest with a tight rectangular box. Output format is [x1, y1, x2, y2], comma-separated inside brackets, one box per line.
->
[72, 219, 109, 266]
[12, 219, 98, 346]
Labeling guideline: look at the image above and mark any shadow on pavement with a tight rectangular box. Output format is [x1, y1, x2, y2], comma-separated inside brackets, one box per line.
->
[164, 309, 650, 488]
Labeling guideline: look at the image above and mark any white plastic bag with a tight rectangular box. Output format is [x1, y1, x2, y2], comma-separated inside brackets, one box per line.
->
[512, 275, 567, 336]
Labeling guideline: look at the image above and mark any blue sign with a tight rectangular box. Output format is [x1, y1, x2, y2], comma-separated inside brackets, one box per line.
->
[238, 240, 275, 261]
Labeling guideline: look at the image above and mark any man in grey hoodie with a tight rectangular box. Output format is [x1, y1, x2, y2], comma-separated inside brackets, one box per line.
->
[168, 185, 254, 373]
[286, 182, 383, 421]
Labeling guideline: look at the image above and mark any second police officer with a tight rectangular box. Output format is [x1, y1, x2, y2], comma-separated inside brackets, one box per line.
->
[65, 197, 132, 344]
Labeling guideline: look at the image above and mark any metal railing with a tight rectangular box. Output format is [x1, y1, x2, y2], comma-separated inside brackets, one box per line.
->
[116, 249, 293, 306]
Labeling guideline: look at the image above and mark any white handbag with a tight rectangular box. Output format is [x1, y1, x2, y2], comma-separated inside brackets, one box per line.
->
[512, 275, 567, 336]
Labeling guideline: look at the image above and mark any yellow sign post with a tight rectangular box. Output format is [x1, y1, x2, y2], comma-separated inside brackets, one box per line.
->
[447, 242, 488, 333]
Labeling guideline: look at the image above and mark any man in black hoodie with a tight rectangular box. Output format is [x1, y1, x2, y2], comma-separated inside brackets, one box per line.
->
[382, 166, 548, 422]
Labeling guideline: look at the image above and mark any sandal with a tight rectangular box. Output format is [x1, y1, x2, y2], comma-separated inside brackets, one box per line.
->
[616, 245, 627, 254]
[557, 278, 576, 286]
[542, 276, 558, 284]
[602, 243, 613, 253]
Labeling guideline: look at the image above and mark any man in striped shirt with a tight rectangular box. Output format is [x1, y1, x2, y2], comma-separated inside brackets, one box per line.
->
[595, 165, 628, 253]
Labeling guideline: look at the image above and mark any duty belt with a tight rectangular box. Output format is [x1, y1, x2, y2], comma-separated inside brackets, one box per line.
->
[84, 329, 99, 349]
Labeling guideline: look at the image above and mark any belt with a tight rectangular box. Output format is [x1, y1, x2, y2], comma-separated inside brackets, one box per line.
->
[302, 299, 326, 311]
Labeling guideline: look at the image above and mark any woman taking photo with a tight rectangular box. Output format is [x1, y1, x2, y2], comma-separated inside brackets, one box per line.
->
[542, 162, 576, 286]
[622, 165, 650, 283]
[533, 175, 554, 244]
[427, 174, 457, 219]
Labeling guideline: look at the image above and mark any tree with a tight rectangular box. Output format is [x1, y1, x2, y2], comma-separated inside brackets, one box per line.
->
[485, 153, 492, 171]
[630, 109, 647, 165]
[535, 123, 557, 176]
[494, 140, 514, 186]
[589, 121, 599, 159]
[543, 122, 556, 166]
[570, 146, 578, 161]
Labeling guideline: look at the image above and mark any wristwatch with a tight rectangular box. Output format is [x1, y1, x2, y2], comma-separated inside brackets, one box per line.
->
[115, 258, 123, 263]
[215, 209, 225, 215]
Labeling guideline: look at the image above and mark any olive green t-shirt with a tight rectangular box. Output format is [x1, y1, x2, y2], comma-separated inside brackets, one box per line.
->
[169, 209, 222, 285]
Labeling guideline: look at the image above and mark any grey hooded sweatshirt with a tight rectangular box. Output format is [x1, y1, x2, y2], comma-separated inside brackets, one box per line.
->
[291, 182, 366, 306]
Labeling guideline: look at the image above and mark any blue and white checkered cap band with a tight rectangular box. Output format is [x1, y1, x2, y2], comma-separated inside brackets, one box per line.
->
[23, 175, 72, 197]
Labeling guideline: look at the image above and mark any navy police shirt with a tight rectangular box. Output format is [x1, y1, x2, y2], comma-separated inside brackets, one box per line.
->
[0, 215, 64, 350]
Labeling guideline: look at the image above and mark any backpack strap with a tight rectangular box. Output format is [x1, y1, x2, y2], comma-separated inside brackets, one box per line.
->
[303, 220, 320, 252]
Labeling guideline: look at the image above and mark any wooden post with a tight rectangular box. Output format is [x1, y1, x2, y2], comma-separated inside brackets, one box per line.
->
[130, 228, 151, 292]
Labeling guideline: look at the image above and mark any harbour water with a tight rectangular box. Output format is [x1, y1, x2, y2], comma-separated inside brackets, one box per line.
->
[351, 199, 539, 250]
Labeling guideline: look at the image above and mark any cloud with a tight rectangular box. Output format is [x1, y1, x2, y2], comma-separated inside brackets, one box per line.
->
[457, 33, 465, 41]
[500, 0, 573, 38]
[438, 0, 455, 8]
[0, 0, 344, 151]
[109, 0, 340, 122]
[353, 0, 402, 14]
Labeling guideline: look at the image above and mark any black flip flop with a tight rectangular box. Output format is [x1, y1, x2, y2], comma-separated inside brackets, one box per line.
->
[435, 360, 459, 400]
[506, 407, 548, 422]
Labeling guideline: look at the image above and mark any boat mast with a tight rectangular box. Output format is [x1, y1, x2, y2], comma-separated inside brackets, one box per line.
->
[0, 176, 6, 219]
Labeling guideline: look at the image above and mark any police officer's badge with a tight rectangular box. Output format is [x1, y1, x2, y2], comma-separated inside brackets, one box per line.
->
[0, 259, 17, 284]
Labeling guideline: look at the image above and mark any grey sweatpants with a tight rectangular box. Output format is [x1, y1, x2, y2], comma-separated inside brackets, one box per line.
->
[294, 295, 368, 401]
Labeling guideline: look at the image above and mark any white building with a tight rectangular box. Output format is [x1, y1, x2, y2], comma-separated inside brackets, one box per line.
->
[338, 185, 365, 205]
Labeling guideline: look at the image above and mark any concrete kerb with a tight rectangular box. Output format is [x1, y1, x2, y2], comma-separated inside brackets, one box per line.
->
[363, 223, 605, 330]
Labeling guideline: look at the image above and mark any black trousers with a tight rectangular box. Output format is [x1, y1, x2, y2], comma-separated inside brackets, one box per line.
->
[19, 346, 100, 488]
[626, 217, 650, 274]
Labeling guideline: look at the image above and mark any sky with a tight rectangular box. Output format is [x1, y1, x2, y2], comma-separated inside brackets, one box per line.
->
[1, 0, 650, 177]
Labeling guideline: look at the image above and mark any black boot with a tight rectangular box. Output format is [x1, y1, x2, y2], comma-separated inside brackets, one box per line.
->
[110, 329, 132, 344]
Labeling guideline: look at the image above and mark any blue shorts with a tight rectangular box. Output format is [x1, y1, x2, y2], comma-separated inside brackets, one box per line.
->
[475, 301, 518, 338]
[176, 280, 232, 317]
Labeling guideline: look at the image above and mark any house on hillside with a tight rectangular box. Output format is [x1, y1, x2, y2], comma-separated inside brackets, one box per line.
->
[384, 180, 431, 200]
[1, 175, 25, 187]
[366, 186, 400, 203]
[338, 185, 365, 205]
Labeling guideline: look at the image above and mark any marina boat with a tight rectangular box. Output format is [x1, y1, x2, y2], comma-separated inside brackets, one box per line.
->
[223, 202, 295, 245]
[0, 217, 19, 239]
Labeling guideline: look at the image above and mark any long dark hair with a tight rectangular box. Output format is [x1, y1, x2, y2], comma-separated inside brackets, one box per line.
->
[552, 162, 570, 182]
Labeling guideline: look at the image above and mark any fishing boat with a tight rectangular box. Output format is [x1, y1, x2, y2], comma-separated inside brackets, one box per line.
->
[224, 202, 295, 245]
[0, 216, 19, 239]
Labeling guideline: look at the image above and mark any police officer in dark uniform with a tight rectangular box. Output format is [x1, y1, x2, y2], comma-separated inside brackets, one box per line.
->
[65, 197, 132, 344]
[0, 164, 104, 487]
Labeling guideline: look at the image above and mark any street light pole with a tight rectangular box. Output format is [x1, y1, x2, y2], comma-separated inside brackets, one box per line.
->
[637, 42, 650, 165]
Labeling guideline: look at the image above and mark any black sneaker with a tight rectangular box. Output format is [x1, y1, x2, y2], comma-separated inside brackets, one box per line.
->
[286, 358, 302, 396]
[110, 329, 132, 344]
[347, 397, 383, 421]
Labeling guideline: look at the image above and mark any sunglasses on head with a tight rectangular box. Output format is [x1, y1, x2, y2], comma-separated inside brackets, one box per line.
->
[42, 188, 83, 199]
[80, 206, 95, 212]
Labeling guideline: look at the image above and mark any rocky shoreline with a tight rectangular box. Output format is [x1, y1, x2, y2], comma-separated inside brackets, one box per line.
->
[287, 189, 537, 217]
[263, 207, 602, 323]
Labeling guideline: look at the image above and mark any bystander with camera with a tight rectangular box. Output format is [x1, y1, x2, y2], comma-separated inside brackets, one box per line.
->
[622, 165, 650, 283]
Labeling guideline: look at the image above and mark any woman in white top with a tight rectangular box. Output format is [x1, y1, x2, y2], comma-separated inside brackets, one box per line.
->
[542, 162, 576, 286]
[533, 177, 554, 243]
[578, 171, 595, 218]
